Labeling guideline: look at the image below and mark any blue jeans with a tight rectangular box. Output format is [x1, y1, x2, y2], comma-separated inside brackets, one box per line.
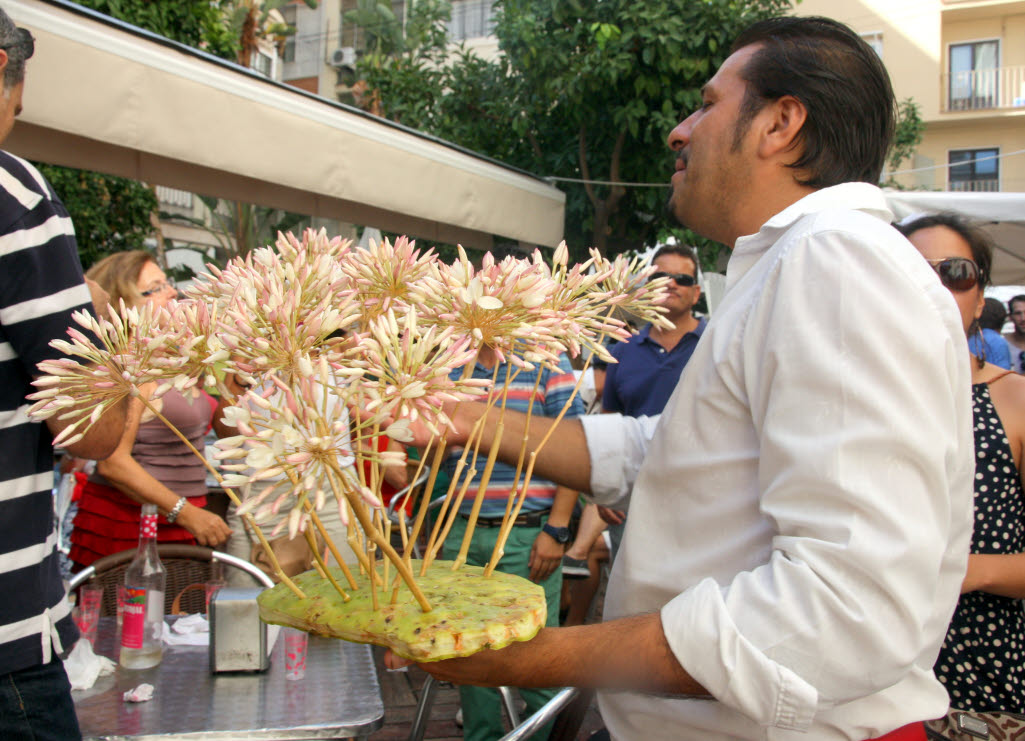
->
[0, 658, 81, 741]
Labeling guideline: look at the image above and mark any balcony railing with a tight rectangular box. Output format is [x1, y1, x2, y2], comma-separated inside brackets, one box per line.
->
[155, 186, 193, 209]
[949, 179, 1000, 193]
[942, 65, 1025, 111]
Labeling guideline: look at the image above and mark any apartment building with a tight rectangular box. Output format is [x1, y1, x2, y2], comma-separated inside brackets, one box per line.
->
[279, 0, 498, 102]
[797, 0, 1025, 192]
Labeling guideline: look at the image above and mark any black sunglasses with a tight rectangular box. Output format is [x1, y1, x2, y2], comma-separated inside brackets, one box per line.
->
[926, 257, 979, 292]
[649, 271, 697, 287]
[1, 28, 34, 59]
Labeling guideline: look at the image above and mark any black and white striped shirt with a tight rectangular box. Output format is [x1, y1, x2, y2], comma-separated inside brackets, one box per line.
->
[0, 150, 92, 674]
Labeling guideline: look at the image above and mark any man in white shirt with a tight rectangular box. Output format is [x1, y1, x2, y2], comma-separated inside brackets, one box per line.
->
[388, 16, 973, 741]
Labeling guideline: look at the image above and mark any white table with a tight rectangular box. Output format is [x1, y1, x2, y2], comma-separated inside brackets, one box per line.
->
[73, 618, 384, 740]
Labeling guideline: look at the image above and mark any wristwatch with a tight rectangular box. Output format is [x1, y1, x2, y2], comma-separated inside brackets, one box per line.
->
[542, 523, 571, 545]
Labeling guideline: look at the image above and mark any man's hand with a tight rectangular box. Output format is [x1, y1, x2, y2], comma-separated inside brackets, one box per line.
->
[382, 616, 708, 696]
[528, 530, 564, 582]
[385, 633, 542, 686]
[85, 277, 109, 317]
[597, 505, 625, 525]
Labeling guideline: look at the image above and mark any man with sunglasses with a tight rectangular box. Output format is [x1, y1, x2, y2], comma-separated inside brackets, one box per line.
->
[1003, 295, 1025, 373]
[598, 244, 706, 559]
[0, 8, 126, 740]
[387, 17, 972, 741]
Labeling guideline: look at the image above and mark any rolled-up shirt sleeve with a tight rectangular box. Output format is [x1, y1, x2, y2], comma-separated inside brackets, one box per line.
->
[651, 225, 974, 729]
[581, 413, 659, 504]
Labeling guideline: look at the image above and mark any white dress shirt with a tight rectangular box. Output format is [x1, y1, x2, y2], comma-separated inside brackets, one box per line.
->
[582, 183, 974, 741]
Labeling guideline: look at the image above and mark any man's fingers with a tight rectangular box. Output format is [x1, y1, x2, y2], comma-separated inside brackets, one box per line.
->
[384, 650, 415, 670]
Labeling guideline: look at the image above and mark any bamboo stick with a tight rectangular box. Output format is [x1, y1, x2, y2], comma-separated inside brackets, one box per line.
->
[136, 394, 306, 599]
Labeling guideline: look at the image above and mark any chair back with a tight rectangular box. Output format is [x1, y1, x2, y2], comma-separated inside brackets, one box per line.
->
[70, 545, 216, 616]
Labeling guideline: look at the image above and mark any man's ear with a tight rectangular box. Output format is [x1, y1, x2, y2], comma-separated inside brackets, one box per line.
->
[757, 94, 807, 160]
[0, 49, 9, 77]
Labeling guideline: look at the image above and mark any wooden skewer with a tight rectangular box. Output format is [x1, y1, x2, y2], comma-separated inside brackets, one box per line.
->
[328, 459, 433, 612]
[136, 394, 306, 599]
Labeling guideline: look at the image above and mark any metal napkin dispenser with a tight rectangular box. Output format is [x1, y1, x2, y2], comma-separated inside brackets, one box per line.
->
[209, 587, 270, 673]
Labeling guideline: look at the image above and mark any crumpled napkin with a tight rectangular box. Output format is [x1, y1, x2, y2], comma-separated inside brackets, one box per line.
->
[161, 614, 209, 646]
[123, 683, 154, 702]
[64, 638, 117, 690]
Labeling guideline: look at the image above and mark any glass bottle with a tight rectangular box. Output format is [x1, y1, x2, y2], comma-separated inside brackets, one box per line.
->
[119, 504, 166, 669]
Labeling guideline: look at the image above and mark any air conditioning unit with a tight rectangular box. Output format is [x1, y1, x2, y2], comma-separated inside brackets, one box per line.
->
[329, 47, 357, 68]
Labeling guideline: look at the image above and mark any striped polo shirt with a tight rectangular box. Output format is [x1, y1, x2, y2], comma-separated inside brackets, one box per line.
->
[0, 150, 93, 674]
[445, 352, 584, 519]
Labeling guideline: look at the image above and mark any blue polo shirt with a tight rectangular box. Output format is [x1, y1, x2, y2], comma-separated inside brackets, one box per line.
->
[602, 317, 707, 416]
[967, 328, 1011, 370]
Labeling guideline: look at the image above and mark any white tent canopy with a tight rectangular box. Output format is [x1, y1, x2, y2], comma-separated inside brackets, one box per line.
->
[884, 190, 1025, 286]
[4, 0, 566, 251]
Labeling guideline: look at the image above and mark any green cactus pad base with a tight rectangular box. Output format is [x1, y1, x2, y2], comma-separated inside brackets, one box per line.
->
[257, 560, 546, 661]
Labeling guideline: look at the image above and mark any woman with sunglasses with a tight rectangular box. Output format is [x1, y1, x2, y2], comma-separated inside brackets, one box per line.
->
[69, 251, 231, 569]
[896, 213, 1025, 712]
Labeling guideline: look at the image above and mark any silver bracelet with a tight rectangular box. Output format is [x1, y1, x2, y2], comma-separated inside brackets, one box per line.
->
[166, 496, 187, 524]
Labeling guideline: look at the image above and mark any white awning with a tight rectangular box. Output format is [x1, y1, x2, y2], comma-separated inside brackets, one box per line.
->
[885, 189, 1025, 286]
[4, 0, 566, 251]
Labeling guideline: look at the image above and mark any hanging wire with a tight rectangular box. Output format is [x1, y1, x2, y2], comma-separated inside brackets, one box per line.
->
[542, 148, 1025, 189]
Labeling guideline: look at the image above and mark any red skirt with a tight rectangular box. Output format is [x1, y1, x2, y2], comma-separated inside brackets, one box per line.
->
[872, 723, 926, 741]
[70, 480, 202, 568]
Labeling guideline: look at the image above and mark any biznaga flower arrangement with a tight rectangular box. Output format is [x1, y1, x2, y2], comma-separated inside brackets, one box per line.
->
[30, 230, 672, 660]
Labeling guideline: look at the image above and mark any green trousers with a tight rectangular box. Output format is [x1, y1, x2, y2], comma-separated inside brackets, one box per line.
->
[442, 515, 563, 741]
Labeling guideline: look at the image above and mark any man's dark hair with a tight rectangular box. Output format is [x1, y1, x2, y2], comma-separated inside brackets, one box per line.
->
[652, 244, 699, 275]
[730, 16, 895, 187]
[1009, 295, 1025, 315]
[894, 212, 993, 289]
[0, 9, 32, 90]
[980, 297, 1007, 332]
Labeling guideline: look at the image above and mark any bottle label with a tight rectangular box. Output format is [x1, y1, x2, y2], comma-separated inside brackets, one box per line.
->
[121, 586, 147, 649]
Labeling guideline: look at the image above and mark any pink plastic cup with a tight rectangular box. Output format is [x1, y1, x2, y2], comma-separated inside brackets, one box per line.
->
[74, 584, 103, 642]
[283, 628, 308, 680]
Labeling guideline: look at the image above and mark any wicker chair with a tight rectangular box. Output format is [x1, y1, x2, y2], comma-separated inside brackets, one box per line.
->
[67, 545, 273, 616]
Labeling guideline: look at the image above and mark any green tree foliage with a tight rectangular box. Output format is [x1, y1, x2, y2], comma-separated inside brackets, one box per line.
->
[353, 0, 792, 260]
[73, 0, 239, 59]
[35, 164, 158, 270]
[227, 0, 318, 67]
[884, 97, 926, 187]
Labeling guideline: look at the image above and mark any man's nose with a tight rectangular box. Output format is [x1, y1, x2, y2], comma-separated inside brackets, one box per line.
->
[667, 111, 697, 151]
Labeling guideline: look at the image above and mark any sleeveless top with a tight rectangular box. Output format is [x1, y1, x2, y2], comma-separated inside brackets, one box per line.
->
[933, 381, 1025, 711]
[90, 388, 212, 498]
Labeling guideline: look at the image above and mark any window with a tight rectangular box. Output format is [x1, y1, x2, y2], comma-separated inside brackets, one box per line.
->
[949, 40, 998, 110]
[250, 49, 275, 78]
[448, 0, 497, 41]
[860, 31, 883, 59]
[948, 148, 999, 192]
[282, 6, 296, 63]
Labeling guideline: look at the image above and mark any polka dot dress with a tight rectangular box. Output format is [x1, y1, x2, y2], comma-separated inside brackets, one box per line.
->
[933, 383, 1025, 712]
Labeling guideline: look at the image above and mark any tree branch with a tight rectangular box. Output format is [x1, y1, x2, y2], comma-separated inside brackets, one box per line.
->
[605, 129, 628, 211]
[578, 126, 599, 209]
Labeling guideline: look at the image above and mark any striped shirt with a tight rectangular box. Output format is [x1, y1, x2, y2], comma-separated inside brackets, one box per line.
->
[445, 353, 584, 519]
[0, 150, 92, 674]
